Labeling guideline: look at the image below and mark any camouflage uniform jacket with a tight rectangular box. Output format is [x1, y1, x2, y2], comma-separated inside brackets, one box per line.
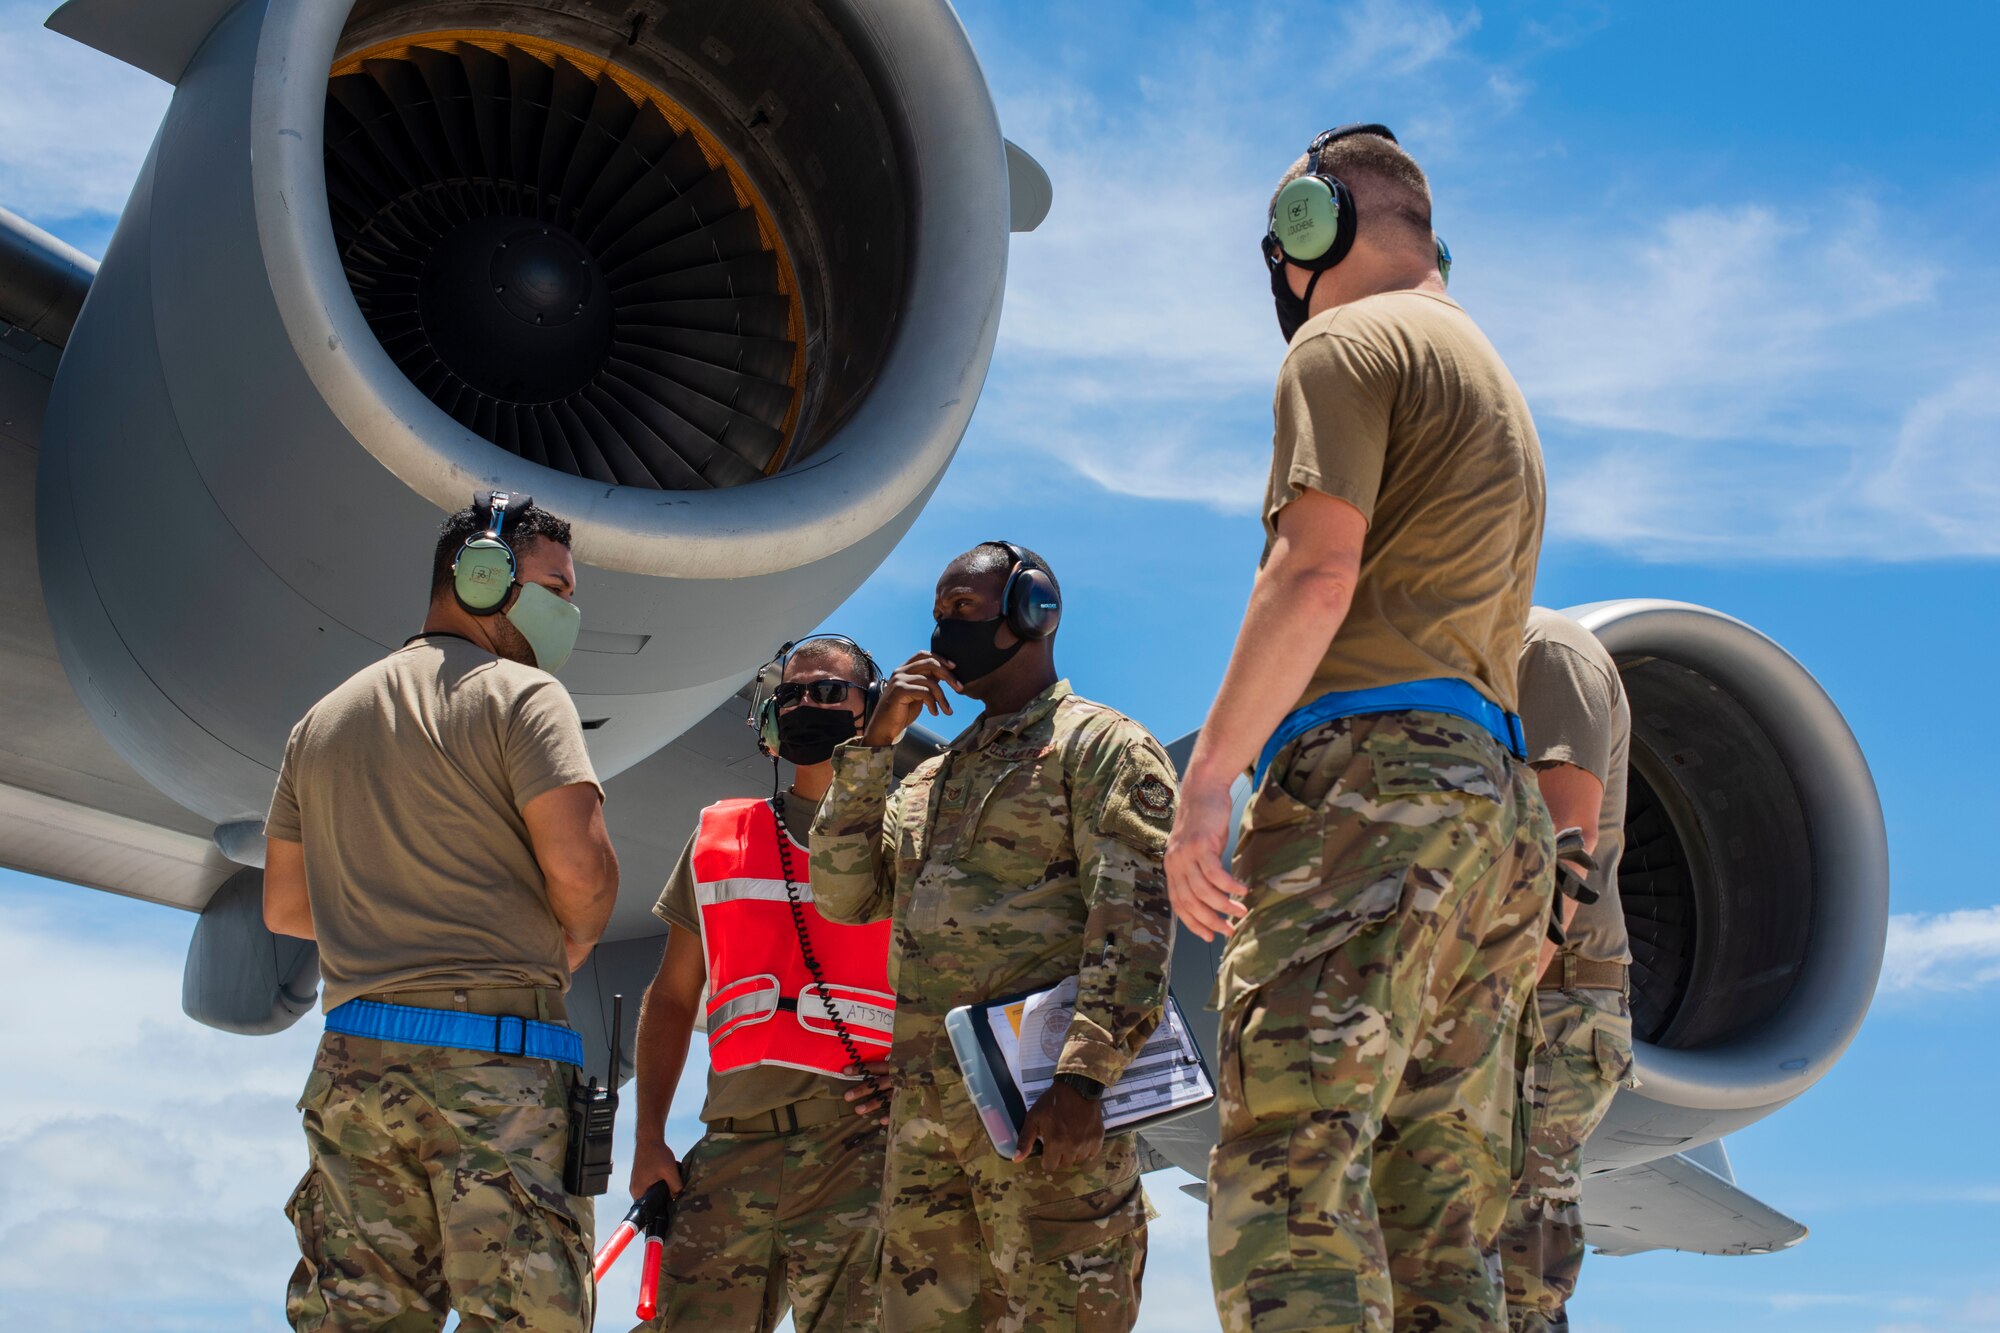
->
[810, 680, 1178, 1088]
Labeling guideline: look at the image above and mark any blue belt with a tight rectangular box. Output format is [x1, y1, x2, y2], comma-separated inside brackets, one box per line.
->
[325, 999, 585, 1067]
[1255, 678, 1527, 788]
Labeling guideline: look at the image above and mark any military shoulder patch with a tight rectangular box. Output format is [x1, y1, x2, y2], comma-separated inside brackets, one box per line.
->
[1134, 774, 1174, 818]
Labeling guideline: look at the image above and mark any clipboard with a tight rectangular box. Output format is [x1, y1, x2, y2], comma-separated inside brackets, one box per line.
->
[944, 975, 1215, 1160]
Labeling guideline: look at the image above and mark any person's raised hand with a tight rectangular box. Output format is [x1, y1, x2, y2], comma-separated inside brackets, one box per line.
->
[628, 1134, 683, 1200]
[860, 653, 960, 748]
[1013, 1080, 1106, 1171]
[843, 1059, 898, 1126]
[1166, 779, 1250, 942]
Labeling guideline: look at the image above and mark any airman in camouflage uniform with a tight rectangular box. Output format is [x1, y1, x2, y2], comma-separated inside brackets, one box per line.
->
[1496, 608, 1638, 1332]
[1164, 130, 1552, 1331]
[812, 543, 1178, 1333]
[286, 1031, 595, 1330]
[1206, 715, 1553, 1333]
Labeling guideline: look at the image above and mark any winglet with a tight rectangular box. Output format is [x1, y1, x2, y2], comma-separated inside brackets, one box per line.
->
[45, 0, 240, 85]
[1004, 140, 1053, 234]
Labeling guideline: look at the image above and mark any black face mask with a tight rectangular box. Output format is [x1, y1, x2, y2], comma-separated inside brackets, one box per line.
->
[931, 616, 1022, 687]
[774, 705, 860, 766]
[1270, 261, 1325, 343]
[1272, 252, 1336, 340]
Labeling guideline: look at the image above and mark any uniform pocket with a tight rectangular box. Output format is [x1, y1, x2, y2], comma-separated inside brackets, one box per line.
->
[1593, 1025, 1636, 1088]
[1025, 1173, 1149, 1266]
[1031, 1175, 1147, 1332]
[283, 1168, 329, 1328]
[957, 749, 1066, 882]
[295, 1068, 333, 1113]
[488, 1151, 594, 1329]
[1231, 781, 1322, 900]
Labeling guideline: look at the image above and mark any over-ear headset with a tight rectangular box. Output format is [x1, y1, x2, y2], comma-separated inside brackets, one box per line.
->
[1264, 123, 1451, 286]
[749, 634, 884, 758]
[990, 541, 1061, 641]
[453, 491, 531, 616]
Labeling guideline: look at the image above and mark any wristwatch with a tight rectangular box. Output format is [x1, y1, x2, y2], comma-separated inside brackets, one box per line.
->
[1052, 1072, 1105, 1102]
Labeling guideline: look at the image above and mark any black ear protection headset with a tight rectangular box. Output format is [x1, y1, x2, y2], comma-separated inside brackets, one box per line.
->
[452, 490, 533, 616]
[748, 634, 884, 758]
[990, 541, 1061, 641]
[1263, 123, 1451, 287]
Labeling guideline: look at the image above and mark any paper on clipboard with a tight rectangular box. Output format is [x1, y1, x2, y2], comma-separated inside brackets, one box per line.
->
[946, 976, 1215, 1159]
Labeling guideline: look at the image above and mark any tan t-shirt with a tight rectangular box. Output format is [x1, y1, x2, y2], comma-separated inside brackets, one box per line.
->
[1265, 289, 1545, 714]
[1518, 607, 1631, 964]
[654, 792, 854, 1125]
[265, 635, 601, 1011]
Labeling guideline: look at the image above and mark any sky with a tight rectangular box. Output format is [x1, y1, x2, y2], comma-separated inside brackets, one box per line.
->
[2, 0, 1998, 1329]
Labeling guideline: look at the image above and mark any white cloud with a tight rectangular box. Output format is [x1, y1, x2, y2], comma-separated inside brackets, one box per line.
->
[974, 4, 2000, 561]
[974, 0, 1514, 513]
[1873, 373, 2000, 556]
[1879, 905, 2000, 993]
[1877, 1290, 2000, 1331]
[1478, 202, 1935, 442]
[0, 1, 170, 225]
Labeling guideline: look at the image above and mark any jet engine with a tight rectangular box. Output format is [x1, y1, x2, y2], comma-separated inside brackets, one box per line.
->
[1149, 599, 1887, 1181]
[38, 0, 1028, 827]
[1575, 600, 1886, 1167]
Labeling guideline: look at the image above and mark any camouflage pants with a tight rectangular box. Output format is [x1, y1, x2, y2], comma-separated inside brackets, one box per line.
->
[634, 1100, 885, 1332]
[1497, 987, 1633, 1333]
[877, 1073, 1149, 1332]
[1207, 712, 1555, 1333]
[285, 1033, 594, 1332]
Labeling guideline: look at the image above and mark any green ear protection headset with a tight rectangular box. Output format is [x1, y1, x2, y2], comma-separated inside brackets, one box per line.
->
[991, 540, 1061, 641]
[749, 634, 884, 758]
[453, 491, 529, 615]
[1263, 123, 1451, 288]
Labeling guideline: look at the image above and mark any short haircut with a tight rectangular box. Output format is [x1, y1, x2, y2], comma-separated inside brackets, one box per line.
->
[957, 541, 1061, 603]
[430, 500, 574, 598]
[787, 637, 874, 683]
[1274, 132, 1433, 247]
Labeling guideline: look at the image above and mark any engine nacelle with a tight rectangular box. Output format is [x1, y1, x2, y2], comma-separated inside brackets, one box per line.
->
[39, 0, 1013, 824]
[1577, 600, 1887, 1166]
[1147, 600, 1887, 1182]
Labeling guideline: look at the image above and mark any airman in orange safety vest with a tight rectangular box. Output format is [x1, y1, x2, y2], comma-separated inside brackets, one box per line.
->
[626, 634, 894, 1332]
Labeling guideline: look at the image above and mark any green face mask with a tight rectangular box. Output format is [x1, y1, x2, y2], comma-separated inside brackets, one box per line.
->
[506, 582, 582, 674]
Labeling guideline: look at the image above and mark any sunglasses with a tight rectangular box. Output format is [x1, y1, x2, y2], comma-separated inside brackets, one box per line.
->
[772, 679, 864, 708]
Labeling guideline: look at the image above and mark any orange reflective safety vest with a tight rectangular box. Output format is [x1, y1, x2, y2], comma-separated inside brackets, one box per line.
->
[691, 797, 894, 1077]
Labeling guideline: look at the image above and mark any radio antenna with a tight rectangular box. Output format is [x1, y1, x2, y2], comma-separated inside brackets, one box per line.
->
[608, 992, 625, 1088]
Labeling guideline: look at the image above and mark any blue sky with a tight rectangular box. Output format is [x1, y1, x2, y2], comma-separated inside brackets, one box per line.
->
[2, 1, 1997, 1330]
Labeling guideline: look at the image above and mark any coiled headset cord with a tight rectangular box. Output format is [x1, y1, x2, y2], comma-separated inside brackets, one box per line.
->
[772, 781, 889, 1113]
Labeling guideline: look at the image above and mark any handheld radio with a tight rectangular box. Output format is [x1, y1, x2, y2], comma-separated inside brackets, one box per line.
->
[563, 992, 622, 1196]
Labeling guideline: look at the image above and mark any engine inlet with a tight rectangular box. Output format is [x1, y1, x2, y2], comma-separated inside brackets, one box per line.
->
[326, 34, 805, 489]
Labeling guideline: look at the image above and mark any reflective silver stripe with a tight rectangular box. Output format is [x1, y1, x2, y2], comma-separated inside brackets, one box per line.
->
[694, 876, 815, 907]
[707, 977, 780, 1040]
[797, 984, 895, 1038]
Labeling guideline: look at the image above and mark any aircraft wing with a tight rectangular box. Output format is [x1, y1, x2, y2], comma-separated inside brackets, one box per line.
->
[0, 207, 239, 908]
[1582, 1146, 1808, 1257]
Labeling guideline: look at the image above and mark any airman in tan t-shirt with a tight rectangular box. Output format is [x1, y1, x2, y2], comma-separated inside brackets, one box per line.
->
[267, 635, 601, 1010]
[1170, 128, 1553, 1333]
[1264, 288, 1544, 714]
